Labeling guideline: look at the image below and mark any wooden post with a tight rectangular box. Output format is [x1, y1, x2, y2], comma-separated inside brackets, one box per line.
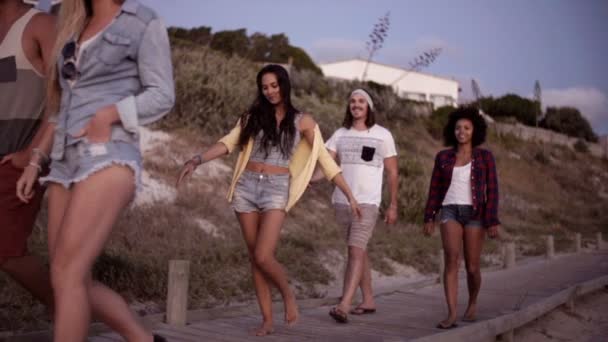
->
[574, 233, 582, 253]
[566, 286, 581, 313]
[597, 232, 603, 250]
[166, 260, 190, 326]
[546, 235, 555, 259]
[504, 242, 516, 269]
[438, 249, 445, 284]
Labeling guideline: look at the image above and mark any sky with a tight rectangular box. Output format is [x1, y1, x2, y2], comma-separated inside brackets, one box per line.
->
[138, 0, 608, 135]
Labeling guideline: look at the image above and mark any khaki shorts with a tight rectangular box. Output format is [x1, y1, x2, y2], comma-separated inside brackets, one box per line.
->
[334, 203, 379, 250]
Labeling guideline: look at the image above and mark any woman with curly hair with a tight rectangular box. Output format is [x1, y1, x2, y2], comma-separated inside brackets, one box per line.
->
[423, 106, 500, 329]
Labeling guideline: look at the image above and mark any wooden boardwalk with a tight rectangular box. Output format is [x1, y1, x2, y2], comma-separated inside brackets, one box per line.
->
[86, 250, 608, 342]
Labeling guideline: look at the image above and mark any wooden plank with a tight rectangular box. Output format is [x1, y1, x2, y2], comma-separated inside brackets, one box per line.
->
[93, 332, 123, 341]
[166, 260, 190, 327]
[153, 328, 202, 342]
[410, 274, 608, 342]
[88, 337, 120, 342]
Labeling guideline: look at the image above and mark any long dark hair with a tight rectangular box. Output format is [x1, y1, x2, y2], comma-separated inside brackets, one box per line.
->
[238, 64, 299, 157]
[342, 90, 376, 129]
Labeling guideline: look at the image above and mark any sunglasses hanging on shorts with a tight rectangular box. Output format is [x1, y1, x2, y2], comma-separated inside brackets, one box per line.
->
[61, 41, 79, 81]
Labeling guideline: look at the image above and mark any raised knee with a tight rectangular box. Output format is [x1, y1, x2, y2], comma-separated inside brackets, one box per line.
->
[254, 251, 273, 268]
[444, 254, 460, 270]
[348, 246, 365, 260]
[50, 258, 85, 292]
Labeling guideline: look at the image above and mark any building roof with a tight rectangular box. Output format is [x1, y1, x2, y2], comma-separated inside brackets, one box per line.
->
[319, 58, 458, 84]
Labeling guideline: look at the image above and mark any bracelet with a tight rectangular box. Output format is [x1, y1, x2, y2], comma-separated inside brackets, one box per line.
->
[32, 148, 49, 164]
[28, 162, 42, 172]
[190, 154, 203, 166]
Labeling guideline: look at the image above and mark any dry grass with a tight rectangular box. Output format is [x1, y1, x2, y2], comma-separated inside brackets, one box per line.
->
[2, 45, 608, 334]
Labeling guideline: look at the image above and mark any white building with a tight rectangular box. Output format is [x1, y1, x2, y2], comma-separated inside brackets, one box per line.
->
[319, 58, 459, 109]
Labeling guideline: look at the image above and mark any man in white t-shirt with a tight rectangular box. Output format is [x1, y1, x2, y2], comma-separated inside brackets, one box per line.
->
[324, 88, 399, 323]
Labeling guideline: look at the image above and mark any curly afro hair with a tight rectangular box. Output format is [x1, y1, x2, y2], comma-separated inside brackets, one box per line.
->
[443, 106, 487, 147]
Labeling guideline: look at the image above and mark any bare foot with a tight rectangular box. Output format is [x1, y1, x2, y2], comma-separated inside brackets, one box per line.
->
[254, 321, 274, 336]
[463, 304, 477, 322]
[284, 295, 299, 326]
[436, 315, 458, 329]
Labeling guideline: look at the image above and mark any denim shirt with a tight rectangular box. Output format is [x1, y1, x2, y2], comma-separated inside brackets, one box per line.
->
[50, 0, 174, 160]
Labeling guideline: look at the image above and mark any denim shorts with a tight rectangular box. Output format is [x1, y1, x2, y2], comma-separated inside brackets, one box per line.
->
[40, 139, 142, 191]
[440, 205, 482, 228]
[231, 170, 290, 213]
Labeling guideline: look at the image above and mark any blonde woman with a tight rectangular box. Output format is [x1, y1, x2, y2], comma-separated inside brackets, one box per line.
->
[16, 0, 174, 341]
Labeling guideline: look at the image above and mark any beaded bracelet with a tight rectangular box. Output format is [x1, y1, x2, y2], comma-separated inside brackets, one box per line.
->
[28, 162, 42, 172]
[190, 155, 203, 166]
[32, 148, 49, 164]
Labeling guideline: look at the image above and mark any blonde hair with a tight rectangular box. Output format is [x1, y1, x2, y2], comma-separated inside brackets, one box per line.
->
[46, 0, 90, 116]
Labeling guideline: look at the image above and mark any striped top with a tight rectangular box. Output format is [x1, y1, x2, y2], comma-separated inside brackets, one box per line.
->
[249, 113, 303, 168]
[0, 8, 46, 156]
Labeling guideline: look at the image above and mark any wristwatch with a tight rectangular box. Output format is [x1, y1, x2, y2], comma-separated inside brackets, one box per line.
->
[191, 154, 202, 166]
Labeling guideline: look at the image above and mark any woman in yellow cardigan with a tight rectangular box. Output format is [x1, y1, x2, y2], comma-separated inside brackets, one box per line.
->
[177, 64, 361, 336]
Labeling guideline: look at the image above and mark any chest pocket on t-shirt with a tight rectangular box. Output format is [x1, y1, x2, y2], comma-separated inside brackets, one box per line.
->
[361, 146, 376, 162]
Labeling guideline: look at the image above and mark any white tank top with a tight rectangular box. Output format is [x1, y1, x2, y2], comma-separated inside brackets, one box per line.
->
[442, 162, 473, 205]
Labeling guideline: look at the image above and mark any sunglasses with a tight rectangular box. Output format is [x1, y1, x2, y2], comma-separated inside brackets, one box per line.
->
[61, 41, 79, 80]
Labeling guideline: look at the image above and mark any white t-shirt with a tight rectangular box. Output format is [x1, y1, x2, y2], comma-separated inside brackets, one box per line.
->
[325, 124, 397, 206]
[442, 162, 473, 205]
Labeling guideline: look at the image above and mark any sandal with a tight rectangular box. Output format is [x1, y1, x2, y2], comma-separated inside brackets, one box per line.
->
[329, 307, 348, 323]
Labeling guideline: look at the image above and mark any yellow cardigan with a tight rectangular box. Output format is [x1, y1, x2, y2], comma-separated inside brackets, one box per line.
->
[218, 121, 341, 212]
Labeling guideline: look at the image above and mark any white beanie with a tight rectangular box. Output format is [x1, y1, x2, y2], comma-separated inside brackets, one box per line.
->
[349, 89, 374, 111]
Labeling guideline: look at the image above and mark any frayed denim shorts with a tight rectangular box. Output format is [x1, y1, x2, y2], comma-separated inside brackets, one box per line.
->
[231, 170, 290, 213]
[439, 204, 482, 228]
[40, 139, 141, 191]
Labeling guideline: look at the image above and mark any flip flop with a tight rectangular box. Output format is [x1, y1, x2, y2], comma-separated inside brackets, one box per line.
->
[350, 307, 377, 315]
[329, 307, 348, 323]
[436, 322, 458, 329]
[462, 317, 477, 322]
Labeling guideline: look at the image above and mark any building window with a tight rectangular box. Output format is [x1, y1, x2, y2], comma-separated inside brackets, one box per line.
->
[400, 91, 427, 102]
[430, 94, 455, 107]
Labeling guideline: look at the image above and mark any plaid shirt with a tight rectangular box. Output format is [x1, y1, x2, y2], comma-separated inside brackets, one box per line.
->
[423, 148, 500, 228]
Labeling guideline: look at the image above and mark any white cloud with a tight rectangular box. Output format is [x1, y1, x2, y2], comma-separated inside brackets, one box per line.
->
[310, 38, 365, 63]
[543, 87, 608, 135]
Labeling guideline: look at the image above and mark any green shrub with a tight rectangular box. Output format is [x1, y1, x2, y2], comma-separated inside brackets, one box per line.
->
[574, 139, 589, 153]
[534, 151, 550, 164]
[541, 107, 598, 142]
[426, 105, 453, 140]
